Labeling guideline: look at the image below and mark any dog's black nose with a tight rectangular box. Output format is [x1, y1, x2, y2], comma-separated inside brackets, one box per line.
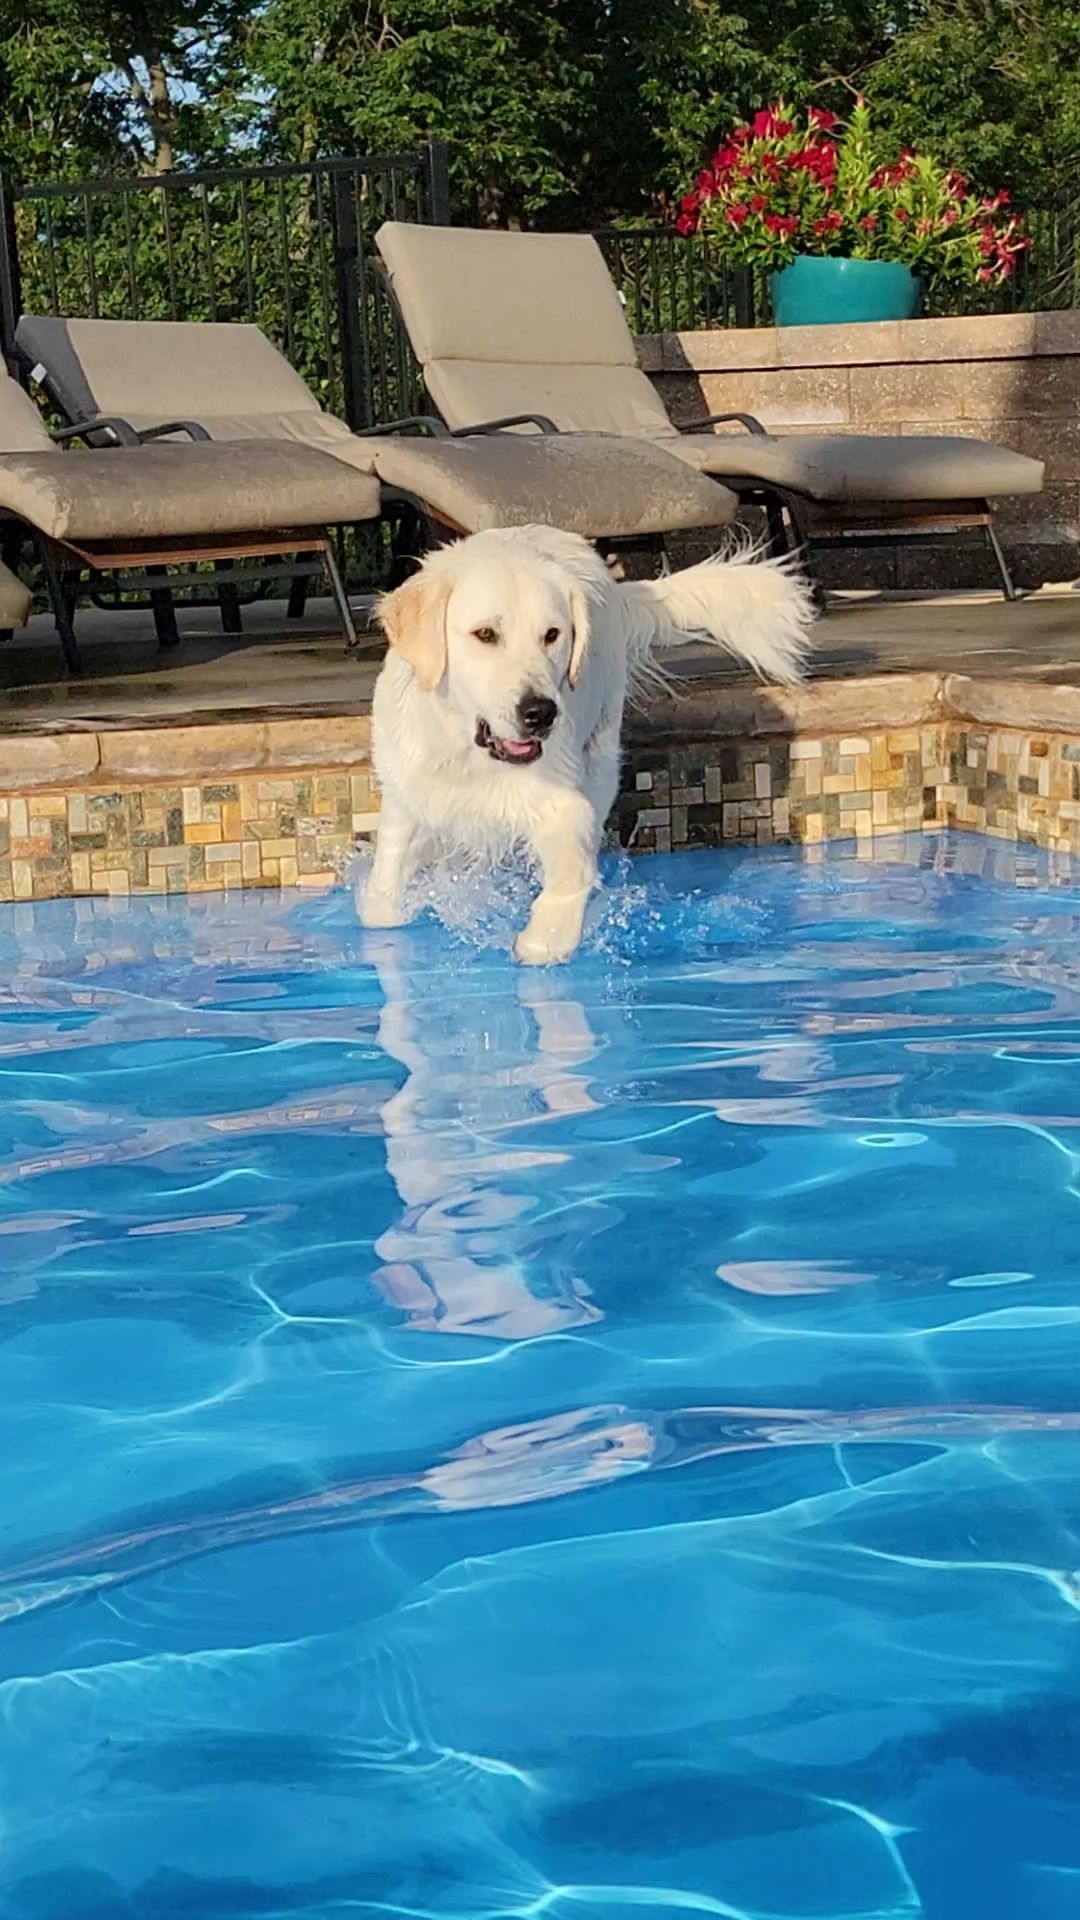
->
[517, 692, 558, 738]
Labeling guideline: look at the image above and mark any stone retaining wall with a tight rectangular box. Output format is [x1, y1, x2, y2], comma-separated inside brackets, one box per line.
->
[639, 311, 1080, 589]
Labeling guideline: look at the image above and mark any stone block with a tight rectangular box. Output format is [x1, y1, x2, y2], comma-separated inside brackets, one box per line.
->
[0, 733, 100, 791]
[99, 724, 267, 781]
[849, 362, 967, 425]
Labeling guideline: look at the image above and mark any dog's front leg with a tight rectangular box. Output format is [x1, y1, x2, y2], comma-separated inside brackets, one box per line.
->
[515, 795, 599, 967]
[357, 798, 422, 929]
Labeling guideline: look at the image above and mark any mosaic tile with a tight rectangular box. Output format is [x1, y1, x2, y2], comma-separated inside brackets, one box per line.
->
[4, 716, 1080, 902]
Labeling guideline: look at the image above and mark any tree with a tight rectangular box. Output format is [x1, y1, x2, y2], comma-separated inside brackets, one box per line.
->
[250, 0, 598, 226]
[574, 0, 898, 222]
[867, 0, 1080, 204]
[0, 0, 253, 182]
[248, 0, 902, 227]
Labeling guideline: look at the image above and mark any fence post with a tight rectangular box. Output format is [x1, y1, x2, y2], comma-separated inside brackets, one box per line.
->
[0, 173, 23, 372]
[331, 171, 369, 431]
[732, 265, 755, 330]
[423, 140, 451, 226]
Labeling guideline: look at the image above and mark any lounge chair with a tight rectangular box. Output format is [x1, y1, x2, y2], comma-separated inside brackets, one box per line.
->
[0, 371, 376, 670]
[14, 316, 741, 586]
[372, 221, 1045, 600]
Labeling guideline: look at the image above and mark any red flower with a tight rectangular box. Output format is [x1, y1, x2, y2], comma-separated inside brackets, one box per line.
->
[860, 214, 878, 231]
[998, 255, 1016, 278]
[943, 207, 958, 226]
[726, 203, 750, 227]
[813, 211, 844, 236]
[874, 156, 914, 187]
[894, 207, 910, 222]
[763, 212, 799, 235]
[695, 168, 716, 196]
[808, 106, 837, 131]
[730, 127, 750, 147]
[980, 190, 1011, 213]
[789, 141, 838, 181]
[713, 145, 740, 174]
[945, 170, 968, 197]
[978, 226, 997, 256]
[675, 212, 698, 235]
[977, 266, 994, 282]
[680, 191, 700, 214]
[761, 154, 782, 180]
[749, 194, 767, 213]
[751, 106, 793, 139]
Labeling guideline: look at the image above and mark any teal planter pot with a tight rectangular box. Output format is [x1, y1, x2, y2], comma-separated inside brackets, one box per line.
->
[770, 255, 920, 326]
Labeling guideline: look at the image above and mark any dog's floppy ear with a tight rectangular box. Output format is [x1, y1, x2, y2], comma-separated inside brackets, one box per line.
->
[377, 569, 450, 692]
[567, 585, 592, 689]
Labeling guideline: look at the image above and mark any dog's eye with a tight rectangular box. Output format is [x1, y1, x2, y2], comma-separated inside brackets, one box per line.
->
[472, 626, 498, 645]
[542, 627, 560, 646]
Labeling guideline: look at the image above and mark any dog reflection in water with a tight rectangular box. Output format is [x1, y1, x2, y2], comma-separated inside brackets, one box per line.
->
[366, 931, 605, 1340]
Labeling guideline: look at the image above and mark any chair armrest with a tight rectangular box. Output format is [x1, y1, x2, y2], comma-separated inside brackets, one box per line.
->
[358, 415, 448, 438]
[51, 416, 142, 449]
[136, 420, 211, 443]
[450, 413, 558, 436]
[684, 412, 768, 436]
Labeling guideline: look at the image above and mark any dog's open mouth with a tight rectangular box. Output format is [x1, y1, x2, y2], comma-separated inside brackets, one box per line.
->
[475, 719, 543, 765]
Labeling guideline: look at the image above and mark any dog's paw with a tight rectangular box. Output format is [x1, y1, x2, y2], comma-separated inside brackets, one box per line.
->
[356, 888, 409, 930]
[514, 921, 578, 967]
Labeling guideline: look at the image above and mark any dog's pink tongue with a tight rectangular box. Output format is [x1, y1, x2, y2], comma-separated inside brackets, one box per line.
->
[498, 738, 538, 760]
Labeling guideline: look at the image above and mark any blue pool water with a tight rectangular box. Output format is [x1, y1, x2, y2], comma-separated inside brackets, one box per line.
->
[0, 832, 1079, 1920]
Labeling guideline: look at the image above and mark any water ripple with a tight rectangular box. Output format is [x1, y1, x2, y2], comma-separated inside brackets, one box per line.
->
[0, 834, 1078, 1918]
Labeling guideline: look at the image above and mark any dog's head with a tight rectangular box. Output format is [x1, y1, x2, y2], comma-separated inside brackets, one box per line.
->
[377, 535, 594, 766]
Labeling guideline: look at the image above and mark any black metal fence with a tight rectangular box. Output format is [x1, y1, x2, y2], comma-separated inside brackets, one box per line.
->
[0, 145, 448, 429]
[597, 205, 1080, 333]
[2, 152, 1077, 424]
[595, 228, 758, 333]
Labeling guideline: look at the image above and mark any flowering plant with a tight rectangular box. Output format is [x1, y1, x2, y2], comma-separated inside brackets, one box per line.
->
[675, 100, 1030, 295]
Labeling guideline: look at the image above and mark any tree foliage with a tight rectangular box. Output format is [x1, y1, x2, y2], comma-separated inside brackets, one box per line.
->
[0, 0, 253, 180]
[249, 0, 597, 225]
[868, 0, 1080, 210]
[0, 0, 1076, 221]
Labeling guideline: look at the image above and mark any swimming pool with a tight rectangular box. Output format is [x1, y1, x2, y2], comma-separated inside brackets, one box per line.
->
[0, 832, 1077, 1920]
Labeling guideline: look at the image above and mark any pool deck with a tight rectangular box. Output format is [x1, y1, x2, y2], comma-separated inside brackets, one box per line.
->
[2, 585, 1080, 900]
[3, 583, 1080, 733]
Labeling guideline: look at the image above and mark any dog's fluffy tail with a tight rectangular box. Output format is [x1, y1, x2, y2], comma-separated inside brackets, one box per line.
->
[618, 544, 814, 693]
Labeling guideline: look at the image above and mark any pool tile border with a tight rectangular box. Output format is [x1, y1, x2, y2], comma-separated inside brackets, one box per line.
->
[3, 678, 1080, 901]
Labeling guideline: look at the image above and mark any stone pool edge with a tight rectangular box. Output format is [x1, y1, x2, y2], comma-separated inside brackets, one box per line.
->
[2, 673, 1079, 901]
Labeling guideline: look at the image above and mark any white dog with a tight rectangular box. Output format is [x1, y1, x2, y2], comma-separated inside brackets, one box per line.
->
[358, 527, 812, 965]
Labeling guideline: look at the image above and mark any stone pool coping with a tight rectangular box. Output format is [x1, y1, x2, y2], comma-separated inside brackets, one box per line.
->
[4, 668, 1080, 790]
[2, 666, 1080, 900]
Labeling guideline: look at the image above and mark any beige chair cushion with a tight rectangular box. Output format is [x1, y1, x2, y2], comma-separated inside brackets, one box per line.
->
[121, 408, 363, 452]
[16, 315, 325, 429]
[0, 376, 53, 453]
[377, 222, 636, 368]
[0, 440, 379, 543]
[424, 359, 673, 438]
[0, 557, 31, 627]
[371, 431, 735, 537]
[660, 429, 1045, 502]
